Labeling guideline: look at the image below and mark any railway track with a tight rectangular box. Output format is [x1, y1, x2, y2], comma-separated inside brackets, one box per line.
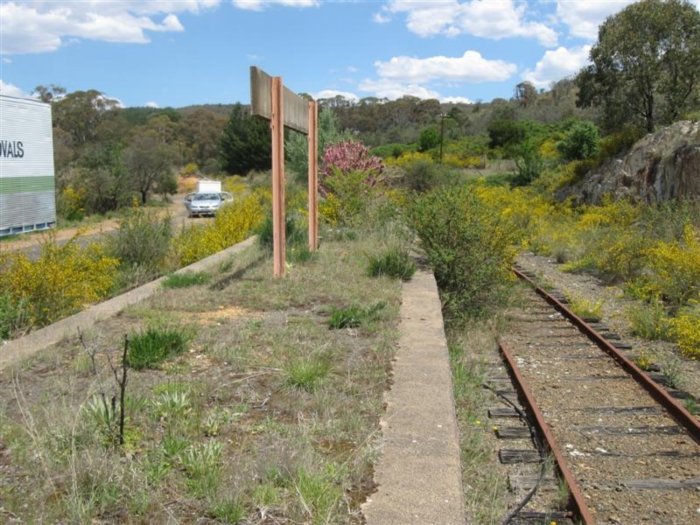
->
[489, 267, 700, 524]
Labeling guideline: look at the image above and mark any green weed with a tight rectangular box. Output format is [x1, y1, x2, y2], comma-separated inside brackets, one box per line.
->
[626, 301, 672, 340]
[367, 249, 416, 281]
[127, 327, 190, 369]
[161, 271, 211, 289]
[285, 356, 330, 392]
[328, 302, 385, 329]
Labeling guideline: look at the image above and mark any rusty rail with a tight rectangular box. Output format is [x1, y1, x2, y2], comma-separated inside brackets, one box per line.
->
[512, 267, 700, 444]
[498, 340, 596, 524]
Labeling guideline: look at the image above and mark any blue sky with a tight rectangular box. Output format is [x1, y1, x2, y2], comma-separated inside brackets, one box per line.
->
[2, 1, 698, 108]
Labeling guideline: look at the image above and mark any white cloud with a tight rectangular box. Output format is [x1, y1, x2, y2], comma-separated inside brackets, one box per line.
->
[358, 49, 515, 101]
[556, 0, 635, 40]
[557, 1, 700, 41]
[358, 79, 441, 100]
[384, 0, 558, 47]
[522, 45, 591, 89]
[2, 57, 11, 64]
[232, 0, 319, 10]
[441, 96, 472, 104]
[0, 1, 218, 55]
[313, 89, 359, 102]
[375, 51, 516, 84]
[0, 79, 30, 98]
[145, 101, 160, 108]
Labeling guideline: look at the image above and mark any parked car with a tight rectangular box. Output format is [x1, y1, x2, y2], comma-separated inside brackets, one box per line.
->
[184, 192, 227, 217]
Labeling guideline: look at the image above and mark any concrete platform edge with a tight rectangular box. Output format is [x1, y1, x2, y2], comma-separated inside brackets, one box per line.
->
[362, 270, 465, 525]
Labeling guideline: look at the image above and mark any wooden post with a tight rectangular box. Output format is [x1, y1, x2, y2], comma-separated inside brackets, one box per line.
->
[271, 76, 286, 277]
[308, 100, 318, 251]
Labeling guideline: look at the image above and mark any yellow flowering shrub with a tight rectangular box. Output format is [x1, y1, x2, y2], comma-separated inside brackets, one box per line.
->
[442, 153, 486, 169]
[319, 193, 341, 226]
[669, 312, 700, 359]
[538, 138, 561, 161]
[1, 236, 119, 325]
[474, 183, 559, 251]
[59, 185, 87, 221]
[384, 151, 433, 168]
[223, 176, 248, 197]
[174, 191, 265, 266]
[181, 162, 199, 176]
[643, 225, 700, 306]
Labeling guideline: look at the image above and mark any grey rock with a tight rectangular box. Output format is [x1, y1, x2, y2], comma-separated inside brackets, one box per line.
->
[556, 121, 700, 205]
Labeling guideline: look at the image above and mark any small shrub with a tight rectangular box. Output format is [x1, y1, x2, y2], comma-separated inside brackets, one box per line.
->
[321, 169, 379, 226]
[626, 301, 672, 340]
[328, 302, 385, 329]
[367, 249, 416, 281]
[108, 208, 172, 273]
[557, 120, 600, 161]
[209, 498, 246, 524]
[409, 186, 516, 318]
[127, 327, 189, 369]
[569, 297, 603, 322]
[162, 272, 211, 289]
[180, 441, 222, 479]
[634, 350, 656, 371]
[285, 356, 330, 392]
[294, 468, 342, 523]
[57, 185, 86, 221]
[643, 225, 700, 307]
[0, 292, 29, 340]
[669, 312, 700, 359]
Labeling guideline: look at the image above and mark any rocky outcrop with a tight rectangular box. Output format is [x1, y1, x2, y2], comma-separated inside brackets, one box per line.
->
[556, 121, 700, 205]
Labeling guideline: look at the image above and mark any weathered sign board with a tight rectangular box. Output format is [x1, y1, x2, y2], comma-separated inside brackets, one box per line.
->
[250, 66, 318, 277]
[250, 66, 308, 134]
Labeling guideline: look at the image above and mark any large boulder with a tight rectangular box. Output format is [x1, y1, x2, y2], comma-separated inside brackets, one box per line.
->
[556, 121, 700, 204]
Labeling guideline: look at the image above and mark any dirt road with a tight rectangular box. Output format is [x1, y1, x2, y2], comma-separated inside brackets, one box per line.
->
[0, 194, 199, 257]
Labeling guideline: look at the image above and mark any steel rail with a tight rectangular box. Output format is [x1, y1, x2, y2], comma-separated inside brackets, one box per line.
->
[512, 267, 700, 444]
[498, 340, 596, 525]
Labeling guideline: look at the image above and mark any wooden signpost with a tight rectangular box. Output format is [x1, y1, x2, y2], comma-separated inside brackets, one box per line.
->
[250, 66, 318, 277]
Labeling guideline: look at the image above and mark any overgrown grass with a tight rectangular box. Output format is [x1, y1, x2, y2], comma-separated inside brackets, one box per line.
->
[0, 218, 401, 523]
[127, 326, 191, 369]
[367, 248, 416, 281]
[568, 296, 604, 322]
[161, 271, 211, 289]
[328, 302, 385, 329]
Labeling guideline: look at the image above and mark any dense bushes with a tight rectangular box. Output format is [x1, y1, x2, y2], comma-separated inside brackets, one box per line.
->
[408, 186, 516, 318]
[174, 191, 265, 266]
[474, 183, 700, 357]
[0, 238, 119, 327]
[108, 208, 173, 276]
[557, 121, 600, 160]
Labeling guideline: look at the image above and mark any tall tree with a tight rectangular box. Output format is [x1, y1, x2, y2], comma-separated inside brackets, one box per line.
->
[576, 0, 700, 132]
[286, 108, 349, 178]
[52, 90, 121, 146]
[220, 104, 271, 175]
[123, 128, 176, 204]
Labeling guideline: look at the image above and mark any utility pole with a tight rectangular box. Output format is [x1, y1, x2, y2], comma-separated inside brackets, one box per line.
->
[439, 113, 446, 164]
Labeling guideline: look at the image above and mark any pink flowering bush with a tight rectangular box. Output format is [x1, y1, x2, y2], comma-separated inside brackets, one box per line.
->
[321, 140, 384, 195]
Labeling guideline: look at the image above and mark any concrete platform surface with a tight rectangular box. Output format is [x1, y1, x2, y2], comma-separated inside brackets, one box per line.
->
[362, 271, 465, 525]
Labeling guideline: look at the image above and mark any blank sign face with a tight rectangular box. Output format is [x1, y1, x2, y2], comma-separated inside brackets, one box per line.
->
[250, 66, 309, 135]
